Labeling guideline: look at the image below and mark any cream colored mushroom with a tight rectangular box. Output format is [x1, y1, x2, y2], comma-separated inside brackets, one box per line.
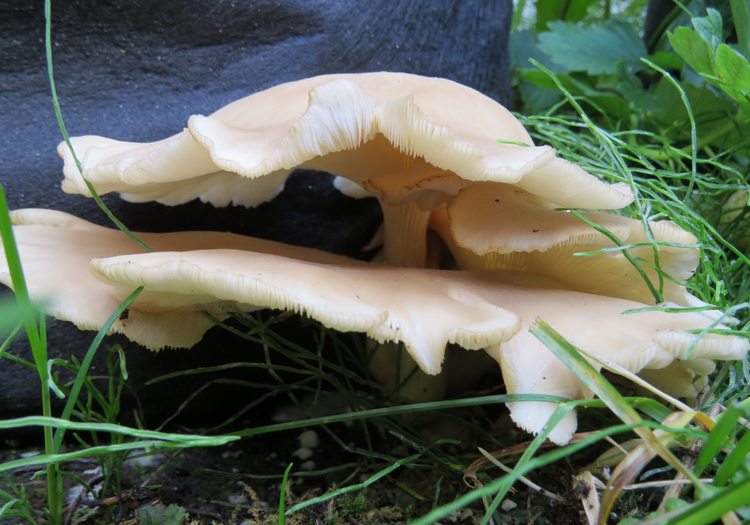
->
[429, 183, 703, 307]
[83, 250, 750, 445]
[1, 209, 519, 371]
[58, 72, 633, 267]
[2, 210, 746, 445]
[2, 208, 368, 349]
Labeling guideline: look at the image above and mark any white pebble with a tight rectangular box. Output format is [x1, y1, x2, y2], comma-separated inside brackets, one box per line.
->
[292, 447, 314, 460]
[297, 430, 320, 449]
[501, 499, 517, 511]
[227, 494, 247, 505]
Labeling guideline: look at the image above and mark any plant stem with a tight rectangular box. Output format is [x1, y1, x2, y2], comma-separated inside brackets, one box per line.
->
[0, 187, 60, 524]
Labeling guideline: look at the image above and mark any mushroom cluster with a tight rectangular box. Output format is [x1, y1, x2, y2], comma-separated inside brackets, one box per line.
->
[2, 72, 747, 445]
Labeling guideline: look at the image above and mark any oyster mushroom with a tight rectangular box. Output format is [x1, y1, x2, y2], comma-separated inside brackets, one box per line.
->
[57, 72, 632, 267]
[2, 208, 368, 348]
[2, 210, 747, 445]
[428, 183, 703, 307]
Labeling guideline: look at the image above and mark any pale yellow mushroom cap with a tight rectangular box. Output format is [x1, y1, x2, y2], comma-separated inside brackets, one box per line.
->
[57, 72, 635, 268]
[57, 74, 633, 263]
[431, 185, 701, 307]
[1, 209, 521, 373]
[484, 299, 748, 445]
[1, 209, 367, 349]
[59, 73, 555, 200]
[2, 210, 747, 445]
[92, 253, 749, 445]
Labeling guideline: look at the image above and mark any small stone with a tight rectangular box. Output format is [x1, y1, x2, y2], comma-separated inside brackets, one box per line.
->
[297, 430, 320, 449]
[65, 485, 85, 506]
[292, 447, 314, 460]
[227, 494, 247, 505]
[300, 460, 316, 471]
[501, 499, 517, 511]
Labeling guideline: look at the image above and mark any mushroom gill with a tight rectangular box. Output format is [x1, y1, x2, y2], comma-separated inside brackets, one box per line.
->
[57, 72, 633, 268]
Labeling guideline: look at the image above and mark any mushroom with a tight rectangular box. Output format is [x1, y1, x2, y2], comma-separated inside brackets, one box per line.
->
[428, 183, 704, 308]
[2, 210, 747, 444]
[57, 72, 633, 267]
[2, 208, 368, 348]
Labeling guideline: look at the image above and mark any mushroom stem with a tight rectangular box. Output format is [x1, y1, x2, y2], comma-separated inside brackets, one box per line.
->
[381, 201, 431, 267]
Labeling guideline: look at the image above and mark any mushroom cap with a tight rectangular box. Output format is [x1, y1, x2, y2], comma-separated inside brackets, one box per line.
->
[447, 182, 641, 255]
[1, 208, 367, 348]
[90, 249, 525, 373]
[485, 301, 748, 444]
[3, 209, 747, 444]
[58, 72, 631, 211]
[92, 250, 748, 445]
[430, 185, 701, 306]
[1, 209, 521, 372]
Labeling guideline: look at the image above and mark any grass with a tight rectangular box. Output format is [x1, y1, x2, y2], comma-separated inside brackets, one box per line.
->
[1, 3, 750, 524]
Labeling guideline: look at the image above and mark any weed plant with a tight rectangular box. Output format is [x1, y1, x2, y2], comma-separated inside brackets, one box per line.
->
[2, 0, 750, 524]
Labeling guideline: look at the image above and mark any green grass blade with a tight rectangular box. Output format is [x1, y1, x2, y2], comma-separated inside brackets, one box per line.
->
[229, 394, 567, 437]
[0, 415, 239, 443]
[0, 187, 41, 355]
[529, 318, 709, 523]
[571, 211, 663, 303]
[694, 402, 747, 478]
[658, 472, 750, 525]
[413, 417, 668, 525]
[511, 0, 527, 30]
[43, 0, 152, 253]
[52, 286, 144, 451]
[285, 453, 422, 515]
[279, 462, 293, 524]
[0, 499, 18, 518]
[713, 427, 750, 487]
[1, 439, 234, 473]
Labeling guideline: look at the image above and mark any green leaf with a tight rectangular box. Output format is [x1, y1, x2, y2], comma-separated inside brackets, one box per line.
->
[587, 94, 632, 121]
[617, 64, 662, 114]
[652, 77, 735, 143]
[647, 51, 685, 71]
[692, 8, 723, 53]
[519, 70, 586, 94]
[535, 0, 598, 32]
[710, 44, 750, 107]
[509, 30, 566, 72]
[137, 504, 188, 525]
[668, 27, 716, 76]
[729, 0, 750, 58]
[518, 79, 564, 114]
[537, 20, 648, 75]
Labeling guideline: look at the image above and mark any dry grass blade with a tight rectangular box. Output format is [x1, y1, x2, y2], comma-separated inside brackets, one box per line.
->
[599, 411, 696, 522]
[463, 433, 591, 488]
[657, 403, 723, 512]
[568, 344, 694, 414]
[573, 471, 600, 525]
[463, 440, 556, 488]
[476, 448, 566, 502]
